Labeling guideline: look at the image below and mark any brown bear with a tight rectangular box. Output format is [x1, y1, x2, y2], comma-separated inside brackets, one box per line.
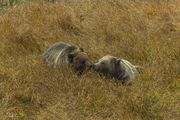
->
[42, 42, 93, 75]
[92, 55, 143, 84]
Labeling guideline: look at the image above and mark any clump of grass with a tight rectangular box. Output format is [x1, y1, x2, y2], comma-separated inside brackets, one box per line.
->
[0, 0, 179, 120]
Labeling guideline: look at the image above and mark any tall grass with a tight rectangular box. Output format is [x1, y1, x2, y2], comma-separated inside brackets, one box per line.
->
[0, 0, 179, 119]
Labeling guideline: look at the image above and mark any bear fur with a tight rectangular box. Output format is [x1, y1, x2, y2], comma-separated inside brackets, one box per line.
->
[92, 55, 143, 84]
[42, 42, 92, 75]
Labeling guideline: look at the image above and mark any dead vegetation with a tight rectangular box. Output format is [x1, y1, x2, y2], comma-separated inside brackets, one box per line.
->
[0, 0, 179, 120]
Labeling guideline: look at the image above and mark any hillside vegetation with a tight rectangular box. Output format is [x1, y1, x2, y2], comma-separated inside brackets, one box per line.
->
[0, 0, 179, 120]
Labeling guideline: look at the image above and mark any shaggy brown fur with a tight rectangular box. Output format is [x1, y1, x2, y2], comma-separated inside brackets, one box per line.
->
[42, 42, 92, 75]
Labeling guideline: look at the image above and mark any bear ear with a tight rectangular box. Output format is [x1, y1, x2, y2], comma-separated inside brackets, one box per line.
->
[68, 53, 75, 63]
[116, 59, 121, 65]
[115, 59, 121, 66]
[80, 47, 84, 52]
[111, 58, 117, 64]
[116, 59, 121, 64]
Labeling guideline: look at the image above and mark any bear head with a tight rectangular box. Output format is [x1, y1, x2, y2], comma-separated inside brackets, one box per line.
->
[68, 50, 93, 75]
[93, 55, 122, 77]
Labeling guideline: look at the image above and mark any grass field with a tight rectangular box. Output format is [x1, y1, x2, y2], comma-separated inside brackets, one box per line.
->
[0, 0, 179, 120]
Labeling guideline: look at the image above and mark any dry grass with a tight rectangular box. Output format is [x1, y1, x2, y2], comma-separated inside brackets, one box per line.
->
[0, 0, 179, 120]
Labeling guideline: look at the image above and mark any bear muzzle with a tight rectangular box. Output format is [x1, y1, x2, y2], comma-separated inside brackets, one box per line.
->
[91, 64, 100, 72]
[86, 62, 94, 69]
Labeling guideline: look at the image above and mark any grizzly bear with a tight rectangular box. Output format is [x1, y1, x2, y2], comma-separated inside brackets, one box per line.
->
[92, 55, 143, 84]
[42, 42, 93, 75]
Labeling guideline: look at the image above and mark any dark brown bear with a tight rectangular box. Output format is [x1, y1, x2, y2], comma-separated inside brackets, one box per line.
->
[42, 42, 93, 75]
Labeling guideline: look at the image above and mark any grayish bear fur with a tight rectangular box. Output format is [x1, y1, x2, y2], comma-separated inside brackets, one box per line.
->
[93, 55, 143, 84]
[42, 42, 92, 75]
[42, 43, 76, 67]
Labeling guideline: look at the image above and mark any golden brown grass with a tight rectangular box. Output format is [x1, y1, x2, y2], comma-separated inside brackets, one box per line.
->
[0, 0, 179, 120]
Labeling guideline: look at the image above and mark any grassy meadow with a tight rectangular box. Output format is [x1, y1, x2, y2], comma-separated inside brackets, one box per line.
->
[0, 0, 179, 120]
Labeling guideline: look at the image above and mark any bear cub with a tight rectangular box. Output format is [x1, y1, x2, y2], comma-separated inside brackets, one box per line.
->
[93, 55, 143, 84]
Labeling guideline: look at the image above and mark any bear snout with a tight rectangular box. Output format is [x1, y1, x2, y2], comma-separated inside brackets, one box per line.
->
[92, 64, 100, 72]
[86, 62, 94, 69]
[90, 64, 96, 70]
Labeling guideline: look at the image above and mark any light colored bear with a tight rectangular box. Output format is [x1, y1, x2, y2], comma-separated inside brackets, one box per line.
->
[93, 55, 143, 84]
[42, 42, 92, 75]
